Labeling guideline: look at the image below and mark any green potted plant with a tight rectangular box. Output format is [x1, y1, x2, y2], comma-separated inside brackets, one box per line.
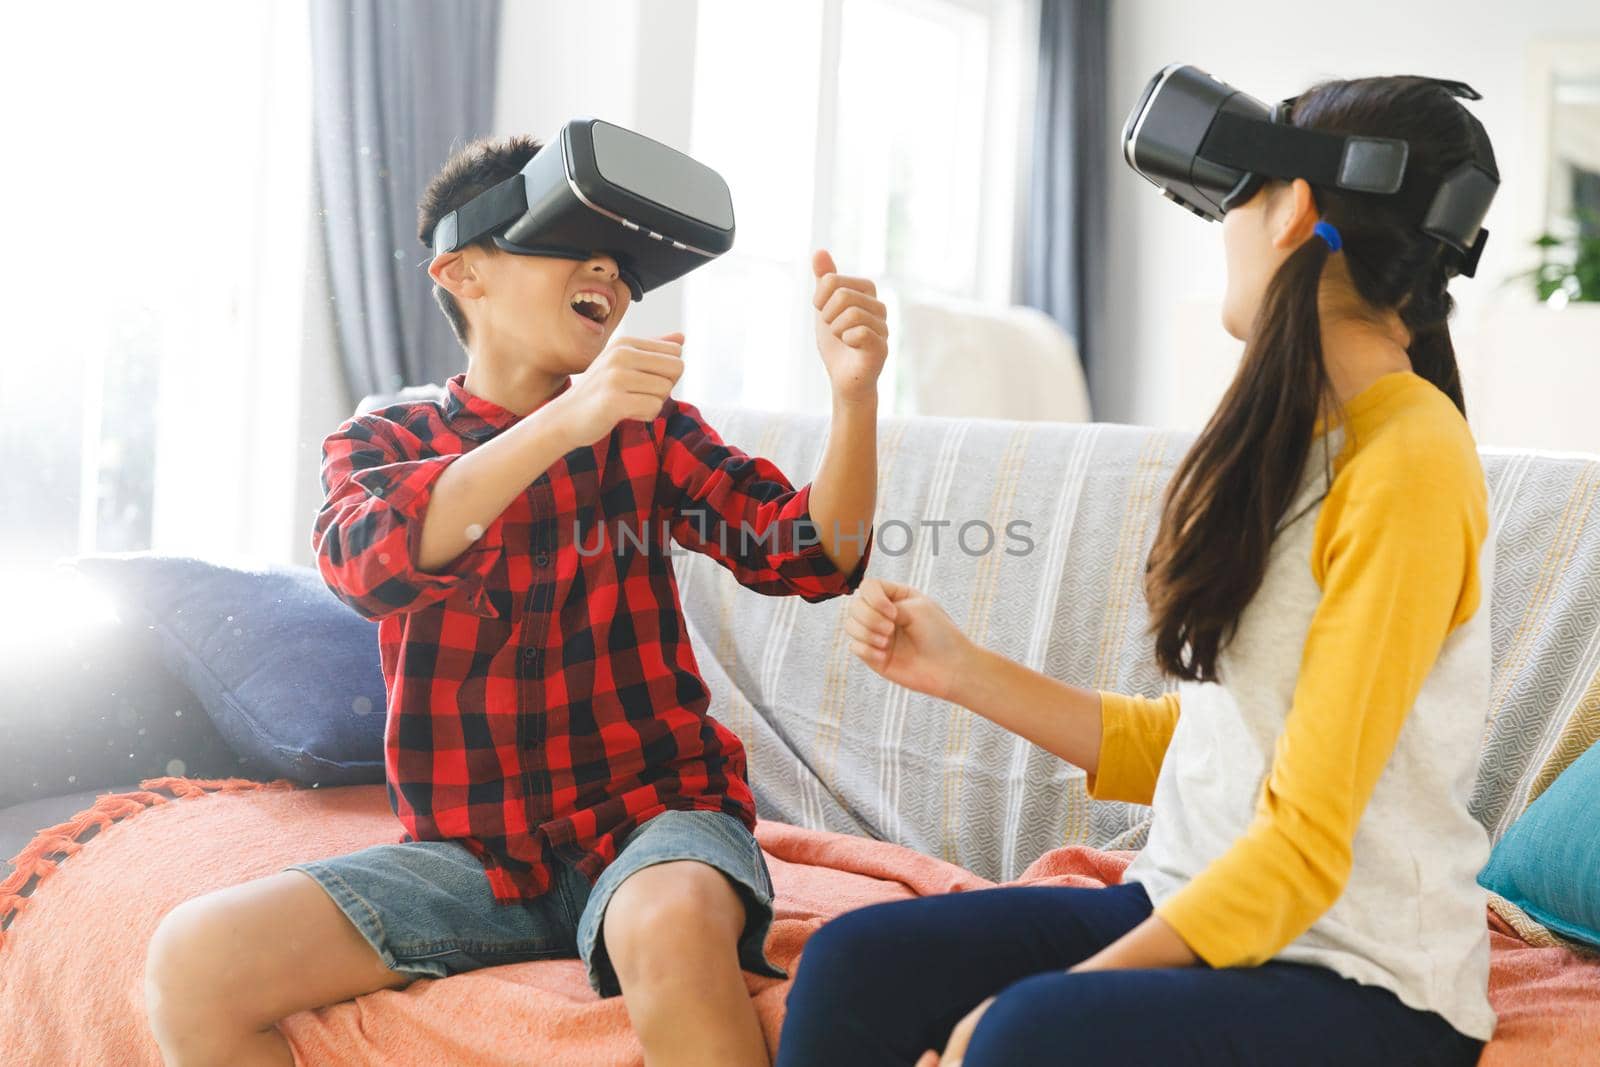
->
[1529, 210, 1600, 304]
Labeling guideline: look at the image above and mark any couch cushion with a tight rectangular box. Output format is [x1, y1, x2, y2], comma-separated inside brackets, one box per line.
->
[681, 410, 1600, 890]
[71, 554, 386, 786]
[1480, 738, 1600, 950]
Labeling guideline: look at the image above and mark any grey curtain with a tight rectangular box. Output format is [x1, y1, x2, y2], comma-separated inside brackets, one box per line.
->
[1023, 0, 1108, 408]
[310, 0, 501, 401]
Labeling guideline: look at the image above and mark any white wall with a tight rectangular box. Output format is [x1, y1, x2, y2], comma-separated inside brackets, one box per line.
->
[1100, 0, 1600, 429]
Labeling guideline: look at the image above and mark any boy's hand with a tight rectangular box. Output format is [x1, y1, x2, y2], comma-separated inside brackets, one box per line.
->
[812, 250, 888, 404]
[551, 333, 685, 448]
[846, 578, 972, 701]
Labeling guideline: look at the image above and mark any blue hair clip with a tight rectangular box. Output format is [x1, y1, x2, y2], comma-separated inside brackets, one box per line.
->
[1313, 220, 1343, 252]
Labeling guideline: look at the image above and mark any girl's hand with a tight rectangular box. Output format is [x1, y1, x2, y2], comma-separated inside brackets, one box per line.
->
[846, 578, 972, 700]
[916, 995, 996, 1066]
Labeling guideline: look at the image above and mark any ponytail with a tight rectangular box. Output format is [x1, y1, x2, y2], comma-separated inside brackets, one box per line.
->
[1145, 237, 1334, 682]
[1398, 270, 1466, 417]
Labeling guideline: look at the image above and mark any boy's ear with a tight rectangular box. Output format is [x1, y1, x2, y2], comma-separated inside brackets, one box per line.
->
[428, 248, 486, 301]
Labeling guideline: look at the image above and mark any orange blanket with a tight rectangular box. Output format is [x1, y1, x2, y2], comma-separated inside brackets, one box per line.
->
[1, 778, 1595, 1065]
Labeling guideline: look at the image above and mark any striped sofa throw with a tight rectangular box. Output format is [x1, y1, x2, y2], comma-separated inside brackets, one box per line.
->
[684, 407, 1600, 890]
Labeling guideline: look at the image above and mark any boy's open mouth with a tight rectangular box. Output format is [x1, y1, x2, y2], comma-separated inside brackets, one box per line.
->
[570, 290, 612, 326]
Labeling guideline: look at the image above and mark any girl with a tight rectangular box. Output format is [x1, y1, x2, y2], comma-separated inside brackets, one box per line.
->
[776, 75, 1496, 1066]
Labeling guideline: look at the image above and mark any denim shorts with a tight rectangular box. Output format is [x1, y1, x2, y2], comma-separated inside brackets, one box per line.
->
[284, 807, 787, 998]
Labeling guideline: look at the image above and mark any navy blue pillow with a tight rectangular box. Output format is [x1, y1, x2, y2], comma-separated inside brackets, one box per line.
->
[72, 554, 387, 786]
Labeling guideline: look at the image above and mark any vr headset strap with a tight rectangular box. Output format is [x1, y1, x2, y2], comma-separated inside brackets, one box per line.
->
[1200, 110, 1409, 196]
[433, 174, 529, 256]
[1202, 108, 1496, 276]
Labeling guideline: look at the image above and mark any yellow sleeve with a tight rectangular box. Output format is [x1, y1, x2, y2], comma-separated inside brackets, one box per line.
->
[1154, 418, 1488, 967]
[1085, 690, 1181, 805]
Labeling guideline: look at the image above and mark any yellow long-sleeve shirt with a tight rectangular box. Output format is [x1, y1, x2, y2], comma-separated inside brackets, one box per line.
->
[1087, 371, 1492, 1039]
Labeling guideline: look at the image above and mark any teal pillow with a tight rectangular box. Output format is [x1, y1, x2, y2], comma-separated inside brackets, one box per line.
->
[1478, 738, 1600, 948]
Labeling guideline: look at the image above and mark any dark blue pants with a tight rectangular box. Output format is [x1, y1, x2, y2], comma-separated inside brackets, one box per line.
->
[776, 881, 1485, 1066]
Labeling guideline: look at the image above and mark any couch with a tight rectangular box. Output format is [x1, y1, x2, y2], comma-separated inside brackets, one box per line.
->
[3, 404, 1598, 1064]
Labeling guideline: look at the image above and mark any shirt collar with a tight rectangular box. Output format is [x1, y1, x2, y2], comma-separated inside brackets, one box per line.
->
[443, 372, 573, 440]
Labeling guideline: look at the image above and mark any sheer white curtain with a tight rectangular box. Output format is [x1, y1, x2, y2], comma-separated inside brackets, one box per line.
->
[0, 2, 311, 571]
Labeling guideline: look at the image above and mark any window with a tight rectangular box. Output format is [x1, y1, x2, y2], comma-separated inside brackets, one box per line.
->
[0, 2, 310, 569]
[681, 0, 1033, 413]
[829, 0, 991, 298]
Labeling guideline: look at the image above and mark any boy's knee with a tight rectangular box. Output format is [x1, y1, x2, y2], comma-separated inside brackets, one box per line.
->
[144, 900, 246, 1064]
[145, 897, 248, 1026]
[146, 906, 201, 1019]
[603, 861, 746, 978]
[146, 900, 206, 999]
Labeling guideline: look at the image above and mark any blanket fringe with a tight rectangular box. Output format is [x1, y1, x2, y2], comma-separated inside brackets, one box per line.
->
[1487, 891, 1600, 958]
[0, 776, 298, 951]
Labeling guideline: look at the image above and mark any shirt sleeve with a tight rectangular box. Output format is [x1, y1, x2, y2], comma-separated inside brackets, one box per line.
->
[654, 397, 873, 601]
[1153, 421, 1489, 968]
[312, 415, 506, 621]
[1085, 690, 1181, 805]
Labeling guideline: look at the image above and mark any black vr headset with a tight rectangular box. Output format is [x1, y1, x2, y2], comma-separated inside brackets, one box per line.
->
[1121, 64, 1499, 277]
[430, 118, 736, 300]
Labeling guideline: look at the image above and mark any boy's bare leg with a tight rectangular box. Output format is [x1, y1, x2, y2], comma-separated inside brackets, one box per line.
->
[144, 870, 412, 1067]
[603, 860, 771, 1067]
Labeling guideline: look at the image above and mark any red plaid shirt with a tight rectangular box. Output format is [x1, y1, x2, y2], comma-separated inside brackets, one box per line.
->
[313, 372, 872, 902]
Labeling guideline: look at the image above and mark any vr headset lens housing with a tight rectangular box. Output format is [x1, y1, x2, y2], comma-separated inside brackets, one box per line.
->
[1120, 64, 1499, 277]
[432, 118, 736, 301]
[1122, 65, 1274, 221]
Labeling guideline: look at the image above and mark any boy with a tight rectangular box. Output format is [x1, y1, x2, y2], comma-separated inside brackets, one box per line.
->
[143, 134, 885, 1067]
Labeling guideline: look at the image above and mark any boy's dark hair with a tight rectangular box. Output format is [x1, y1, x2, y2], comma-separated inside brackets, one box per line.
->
[417, 134, 544, 350]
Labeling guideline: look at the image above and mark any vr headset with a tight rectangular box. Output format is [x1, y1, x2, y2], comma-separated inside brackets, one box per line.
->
[1121, 65, 1499, 277]
[430, 118, 736, 300]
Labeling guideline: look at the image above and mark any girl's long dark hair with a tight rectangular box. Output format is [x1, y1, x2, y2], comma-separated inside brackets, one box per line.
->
[1146, 76, 1493, 682]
